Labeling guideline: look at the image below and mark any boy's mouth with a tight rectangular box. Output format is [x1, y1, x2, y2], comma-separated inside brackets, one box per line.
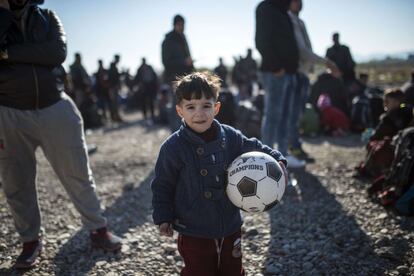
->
[193, 120, 206, 124]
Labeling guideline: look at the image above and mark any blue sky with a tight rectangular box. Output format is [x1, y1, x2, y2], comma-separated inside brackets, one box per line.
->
[42, 0, 414, 74]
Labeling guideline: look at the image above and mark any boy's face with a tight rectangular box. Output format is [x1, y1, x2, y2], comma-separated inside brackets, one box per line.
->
[176, 95, 221, 133]
[384, 97, 400, 111]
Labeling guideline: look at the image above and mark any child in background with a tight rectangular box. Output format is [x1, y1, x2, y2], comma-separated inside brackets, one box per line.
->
[355, 89, 413, 179]
[151, 72, 287, 275]
[317, 93, 350, 136]
[369, 89, 413, 141]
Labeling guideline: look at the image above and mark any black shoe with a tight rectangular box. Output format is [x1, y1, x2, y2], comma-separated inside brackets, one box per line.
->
[15, 239, 42, 269]
[90, 227, 122, 252]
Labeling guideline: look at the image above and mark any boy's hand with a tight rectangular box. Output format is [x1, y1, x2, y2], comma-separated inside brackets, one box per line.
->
[278, 161, 289, 188]
[159, 223, 173, 237]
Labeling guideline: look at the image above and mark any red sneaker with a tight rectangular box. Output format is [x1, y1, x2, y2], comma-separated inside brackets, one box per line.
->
[90, 227, 122, 252]
[15, 239, 42, 269]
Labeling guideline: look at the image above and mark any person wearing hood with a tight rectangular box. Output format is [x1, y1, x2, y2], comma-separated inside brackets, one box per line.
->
[255, 0, 306, 168]
[0, 0, 121, 269]
[161, 14, 194, 84]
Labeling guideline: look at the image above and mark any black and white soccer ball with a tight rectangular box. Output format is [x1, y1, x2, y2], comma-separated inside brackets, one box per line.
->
[226, 151, 286, 213]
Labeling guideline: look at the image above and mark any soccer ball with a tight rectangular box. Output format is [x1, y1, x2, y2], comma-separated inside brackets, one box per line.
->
[226, 151, 286, 213]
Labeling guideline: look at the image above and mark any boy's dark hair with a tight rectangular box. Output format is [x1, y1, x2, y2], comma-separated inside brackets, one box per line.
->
[174, 71, 221, 104]
[384, 88, 404, 102]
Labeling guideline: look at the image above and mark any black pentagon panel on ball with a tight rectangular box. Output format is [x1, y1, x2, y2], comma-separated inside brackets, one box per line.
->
[237, 176, 257, 197]
[263, 199, 279, 211]
[266, 162, 282, 182]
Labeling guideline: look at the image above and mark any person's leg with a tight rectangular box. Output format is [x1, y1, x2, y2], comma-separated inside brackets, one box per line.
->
[38, 96, 107, 231]
[178, 234, 219, 276]
[218, 230, 245, 276]
[149, 87, 156, 121]
[0, 107, 42, 242]
[109, 87, 122, 122]
[289, 73, 310, 149]
[276, 74, 298, 156]
[141, 88, 148, 120]
[261, 72, 290, 155]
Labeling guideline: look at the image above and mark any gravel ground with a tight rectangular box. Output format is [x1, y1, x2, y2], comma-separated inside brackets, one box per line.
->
[0, 111, 413, 276]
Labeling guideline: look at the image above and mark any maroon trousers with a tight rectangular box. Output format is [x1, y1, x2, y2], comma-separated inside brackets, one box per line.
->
[177, 230, 245, 276]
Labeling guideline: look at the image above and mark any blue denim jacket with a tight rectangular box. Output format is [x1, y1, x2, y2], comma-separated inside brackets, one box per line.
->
[151, 119, 286, 239]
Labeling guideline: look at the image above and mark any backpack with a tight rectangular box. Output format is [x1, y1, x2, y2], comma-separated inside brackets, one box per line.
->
[395, 184, 414, 216]
[216, 90, 236, 126]
[235, 101, 261, 139]
[368, 127, 414, 211]
[388, 127, 414, 193]
[356, 138, 395, 179]
[300, 103, 320, 136]
[367, 88, 384, 128]
[350, 94, 372, 133]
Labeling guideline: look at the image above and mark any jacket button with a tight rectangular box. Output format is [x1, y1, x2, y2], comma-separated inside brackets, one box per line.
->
[204, 191, 212, 199]
[221, 141, 226, 148]
[200, 169, 208, 176]
[196, 147, 204, 155]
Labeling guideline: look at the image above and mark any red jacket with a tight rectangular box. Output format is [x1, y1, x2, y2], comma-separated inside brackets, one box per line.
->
[320, 106, 350, 130]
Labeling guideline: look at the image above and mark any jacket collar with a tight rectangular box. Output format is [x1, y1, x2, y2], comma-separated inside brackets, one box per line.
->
[178, 119, 226, 146]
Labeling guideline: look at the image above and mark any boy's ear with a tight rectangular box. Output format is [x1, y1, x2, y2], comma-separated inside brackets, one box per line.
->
[176, 104, 184, 118]
[214, 101, 221, 116]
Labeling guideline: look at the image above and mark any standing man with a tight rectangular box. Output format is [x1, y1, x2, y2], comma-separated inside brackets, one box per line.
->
[241, 48, 258, 98]
[288, 0, 338, 160]
[69, 52, 90, 108]
[94, 59, 114, 122]
[0, 0, 121, 269]
[134, 57, 158, 124]
[326, 32, 356, 84]
[255, 0, 305, 168]
[108, 54, 123, 122]
[161, 14, 194, 131]
[161, 14, 193, 84]
[214, 57, 228, 88]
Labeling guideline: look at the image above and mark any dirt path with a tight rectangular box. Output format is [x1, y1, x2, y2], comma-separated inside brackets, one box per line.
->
[0, 111, 413, 275]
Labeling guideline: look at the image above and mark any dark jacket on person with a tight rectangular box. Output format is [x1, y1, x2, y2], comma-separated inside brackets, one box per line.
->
[152, 119, 286, 239]
[326, 44, 355, 82]
[0, 0, 66, 110]
[255, 0, 299, 74]
[369, 104, 413, 141]
[70, 62, 90, 90]
[135, 64, 157, 86]
[161, 30, 193, 83]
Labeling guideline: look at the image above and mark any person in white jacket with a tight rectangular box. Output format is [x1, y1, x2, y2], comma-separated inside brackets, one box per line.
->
[288, 0, 339, 160]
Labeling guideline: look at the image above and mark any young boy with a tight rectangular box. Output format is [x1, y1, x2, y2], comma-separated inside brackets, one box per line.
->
[151, 72, 287, 275]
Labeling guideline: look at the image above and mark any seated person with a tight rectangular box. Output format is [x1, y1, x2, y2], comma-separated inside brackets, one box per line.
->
[317, 93, 350, 136]
[369, 89, 413, 141]
[355, 89, 413, 179]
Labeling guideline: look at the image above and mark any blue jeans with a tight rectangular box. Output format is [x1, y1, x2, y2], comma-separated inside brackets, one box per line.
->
[289, 73, 310, 149]
[261, 72, 297, 156]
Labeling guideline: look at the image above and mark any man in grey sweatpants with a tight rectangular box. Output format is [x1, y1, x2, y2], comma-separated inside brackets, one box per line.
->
[0, 0, 121, 269]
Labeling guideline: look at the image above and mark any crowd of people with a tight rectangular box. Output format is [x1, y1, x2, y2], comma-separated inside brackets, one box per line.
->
[0, 0, 413, 273]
